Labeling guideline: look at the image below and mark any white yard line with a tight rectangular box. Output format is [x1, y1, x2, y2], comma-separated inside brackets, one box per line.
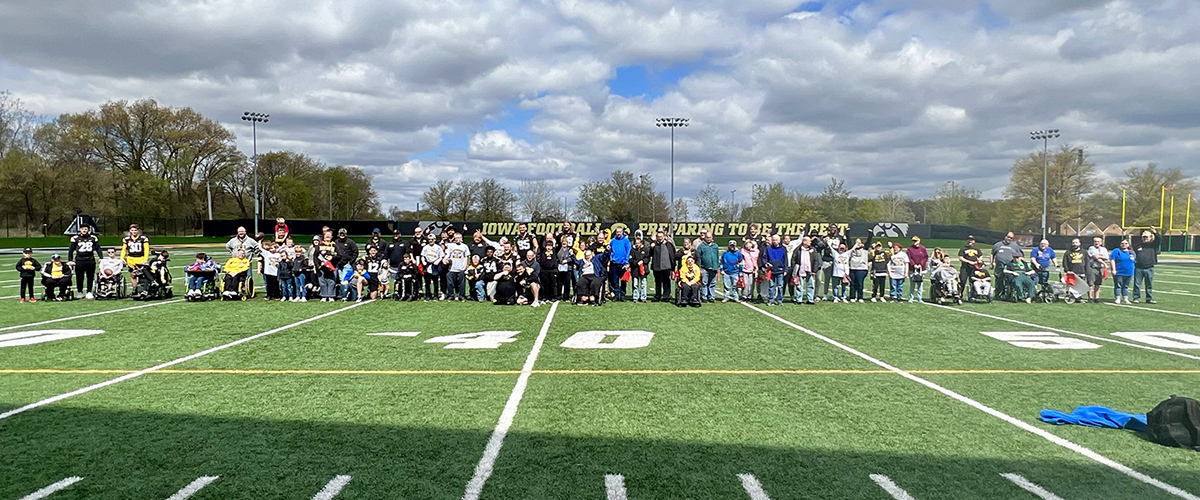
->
[1158, 290, 1200, 298]
[1001, 473, 1065, 500]
[738, 473, 772, 500]
[462, 301, 560, 500]
[1104, 302, 1200, 319]
[0, 301, 370, 421]
[927, 303, 1200, 361]
[18, 477, 84, 500]
[605, 474, 628, 500]
[0, 300, 183, 333]
[870, 474, 916, 500]
[165, 476, 220, 500]
[311, 475, 353, 500]
[738, 300, 1200, 500]
[1154, 279, 1200, 286]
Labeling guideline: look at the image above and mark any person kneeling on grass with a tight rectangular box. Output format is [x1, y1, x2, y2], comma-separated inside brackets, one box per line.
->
[222, 249, 251, 299]
[493, 261, 518, 305]
[515, 261, 542, 307]
[678, 254, 703, 307]
[1005, 255, 1038, 303]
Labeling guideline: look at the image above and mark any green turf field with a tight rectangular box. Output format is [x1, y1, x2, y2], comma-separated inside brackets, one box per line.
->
[2, 246, 1200, 499]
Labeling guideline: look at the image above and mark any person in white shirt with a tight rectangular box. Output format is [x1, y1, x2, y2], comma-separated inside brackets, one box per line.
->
[1085, 236, 1109, 303]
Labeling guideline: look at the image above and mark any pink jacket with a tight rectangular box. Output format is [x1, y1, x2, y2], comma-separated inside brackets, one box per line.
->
[741, 248, 759, 273]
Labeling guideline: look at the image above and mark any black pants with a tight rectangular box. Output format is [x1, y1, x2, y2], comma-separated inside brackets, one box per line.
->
[43, 277, 70, 299]
[653, 270, 672, 301]
[679, 282, 700, 306]
[557, 271, 573, 300]
[20, 276, 35, 299]
[872, 274, 887, 298]
[959, 265, 974, 295]
[264, 275, 280, 299]
[75, 260, 95, 293]
[539, 271, 558, 301]
[423, 272, 441, 299]
[576, 274, 603, 301]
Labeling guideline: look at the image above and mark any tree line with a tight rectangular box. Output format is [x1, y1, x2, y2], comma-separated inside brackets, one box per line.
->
[0, 91, 382, 234]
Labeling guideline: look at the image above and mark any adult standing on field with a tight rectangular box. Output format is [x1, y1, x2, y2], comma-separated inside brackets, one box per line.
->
[991, 232, 1023, 298]
[1110, 239, 1136, 305]
[68, 225, 100, 299]
[607, 225, 631, 302]
[1085, 236, 1109, 303]
[649, 230, 676, 302]
[957, 235, 983, 296]
[1131, 227, 1159, 304]
[334, 228, 359, 299]
[906, 236, 928, 303]
[695, 230, 720, 303]
[226, 226, 259, 257]
[847, 238, 869, 302]
[1030, 239, 1057, 285]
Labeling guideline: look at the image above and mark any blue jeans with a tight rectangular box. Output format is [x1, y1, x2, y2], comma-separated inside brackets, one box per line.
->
[1113, 274, 1132, 299]
[908, 271, 924, 301]
[474, 280, 486, 302]
[338, 264, 353, 298]
[833, 276, 847, 299]
[1036, 269, 1050, 285]
[768, 274, 784, 304]
[849, 269, 868, 301]
[294, 274, 306, 297]
[446, 271, 465, 300]
[794, 275, 816, 303]
[187, 276, 208, 290]
[632, 277, 647, 301]
[701, 269, 717, 301]
[609, 263, 627, 300]
[890, 278, 906, 299]
[1133, 268, 1154, 301]
[721, 273, 739, 301]
[280, 277, 295, 298]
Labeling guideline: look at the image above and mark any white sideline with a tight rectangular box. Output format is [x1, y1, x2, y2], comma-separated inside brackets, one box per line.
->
[605, 474, 628, 500]
[311, 475, 353, 500]
[1157, 290, 1200, 298]
[1103, 302, 1200, 318]
[165, 476, 219, 500]
[0, 301, 370, 421]
[870, 474, 916, 500]
[462, 301, 560, 500]
[0, 299, 183, 333]
[738, 300, 1200, 500]
[1001, 473, 1065, 500]
[738, 473, 772, 500]
[18, 477, 83, 500]
[926, 302, 1200, 361]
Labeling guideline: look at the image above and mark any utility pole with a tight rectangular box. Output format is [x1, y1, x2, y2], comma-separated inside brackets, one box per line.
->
[206, 182, 213, 220]
[241, 112, 269, 234]
[1030, 129, 1060, 239]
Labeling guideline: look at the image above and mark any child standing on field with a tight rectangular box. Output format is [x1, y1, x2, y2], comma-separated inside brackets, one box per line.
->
[259, 241, 281, 301]
[278, 249, 295, 302]
[16, 248, 40, 303]
[887, 242, 909, 302]
[832, 243, 850, 302]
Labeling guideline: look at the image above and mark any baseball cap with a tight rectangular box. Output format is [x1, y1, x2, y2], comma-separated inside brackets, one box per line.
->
[372, 228, 380, 234]
[52, 253, 61, 259]
[911, 236, 921, 242]
[967, 234, 975, 240]
[23, 247, 32, 253]
[393, 228, 401, 234]
[338, 228, 347, 234]
[729, 240, 738, 246]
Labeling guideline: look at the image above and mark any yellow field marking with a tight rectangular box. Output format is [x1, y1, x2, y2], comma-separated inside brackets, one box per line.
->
[6, 368, 1200, 376]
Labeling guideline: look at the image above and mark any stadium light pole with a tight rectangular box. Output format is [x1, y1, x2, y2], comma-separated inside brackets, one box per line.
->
[242, 111, 269, 235]
[656, 117, 688, 231]
[730, 189, 736, 223]
[1030, 129, 1059, 240]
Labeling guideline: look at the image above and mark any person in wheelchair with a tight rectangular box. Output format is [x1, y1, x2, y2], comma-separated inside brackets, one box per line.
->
[94, 248, 126, 299]
[573, 248, 607, 306]
[41, 254, 74, 301]
[677, 254, 703, 307]
[222, 248, 252, 300]
[133, 250, 173, 300]
[1003, 255, 1038, 303]
[969, 263, 993, 302]
[185, 252, 220, 300]
[929, 257, 961, 304]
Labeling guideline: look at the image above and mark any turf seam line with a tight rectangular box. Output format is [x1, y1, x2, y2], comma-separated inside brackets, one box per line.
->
[1103, 302, 1200, 319]
[165, 476, 220, 500]
[870, 474, 916, 500]
[738, 473, 772, 500]
[18, 476, 84, 500]
[12, 368, 1200, 376]
[926, 302, 1200, 361]
[605, 474, 628, 500]
[462, 300, 560, 500]
[1001, 473, 1065, 500]
[738, 300, 1200, 500]
[311, 475, 353, 500]
[0, 301, 373, 422]
[0, 299, 183, 332]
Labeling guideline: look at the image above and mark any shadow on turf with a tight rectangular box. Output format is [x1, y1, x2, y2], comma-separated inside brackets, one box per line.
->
[2, 406, 1198, 499]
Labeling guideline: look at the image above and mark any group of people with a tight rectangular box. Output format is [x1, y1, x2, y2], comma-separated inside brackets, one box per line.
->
[13, 218, 1164, 307]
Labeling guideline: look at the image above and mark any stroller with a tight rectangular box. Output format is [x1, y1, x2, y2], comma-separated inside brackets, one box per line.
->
[929, 265, 962, 305]
[1037, 272, 1085, 304]
[131, 263, 173, 301]
[93, 269, 128, 300]
[185, 269, 219, 302]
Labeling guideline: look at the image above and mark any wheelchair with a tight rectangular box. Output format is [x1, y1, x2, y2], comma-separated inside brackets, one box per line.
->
[93, 270, 128, 300]
[993, 270, 1018, 302]
[184, 270, 220, 302]
[131, 265, 174, 301]
[218, 272, 256, 301]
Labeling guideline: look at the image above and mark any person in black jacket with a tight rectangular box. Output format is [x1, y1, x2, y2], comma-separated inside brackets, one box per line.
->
[68, 225, 100, 298]
[364, 229, 387, 258]
[537, 243, 559, 302]
[42, 254, 73, 301]
[1131, 227, 1159, 304]
[16, 248, 40, 302]
[333, 228, 359, 298]
[628, 234, 651, 303]
[648, 230, 677, 302]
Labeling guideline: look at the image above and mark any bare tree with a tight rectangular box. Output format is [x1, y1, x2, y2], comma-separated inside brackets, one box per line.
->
[876, 191, 915, 222]
[517, 179, 561, 222]
[450, 180, 479, 220]
[421, 179, 455, 219]
[476, 178, 516, 222]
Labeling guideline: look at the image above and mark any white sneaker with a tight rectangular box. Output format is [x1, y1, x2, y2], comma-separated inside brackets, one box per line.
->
[85, 292, 94, 299]
[300, 297, 307, 302]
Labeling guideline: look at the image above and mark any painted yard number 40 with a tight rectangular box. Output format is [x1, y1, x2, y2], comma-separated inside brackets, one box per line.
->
[408, 330, 654, 349]
[982, 331, 1200, 350]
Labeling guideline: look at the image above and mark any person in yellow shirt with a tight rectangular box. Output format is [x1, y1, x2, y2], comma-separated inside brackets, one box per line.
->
[677, 254, 703, 307]
[222, 248, 251, 299]
[41, 254, 74, 301]
[120, 224, 150, 287]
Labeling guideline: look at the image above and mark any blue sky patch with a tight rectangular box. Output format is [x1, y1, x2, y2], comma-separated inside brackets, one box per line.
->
[608, 63, 707, 100]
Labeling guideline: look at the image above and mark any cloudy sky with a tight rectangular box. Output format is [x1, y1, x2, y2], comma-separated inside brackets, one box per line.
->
[1, 0, 1198, 214]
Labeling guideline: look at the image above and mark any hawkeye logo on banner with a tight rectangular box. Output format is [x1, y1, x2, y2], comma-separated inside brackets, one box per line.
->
[0, 330, 104, 348]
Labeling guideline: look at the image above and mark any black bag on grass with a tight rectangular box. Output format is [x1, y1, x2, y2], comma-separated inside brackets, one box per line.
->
[1146, 395, 1200, 450]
